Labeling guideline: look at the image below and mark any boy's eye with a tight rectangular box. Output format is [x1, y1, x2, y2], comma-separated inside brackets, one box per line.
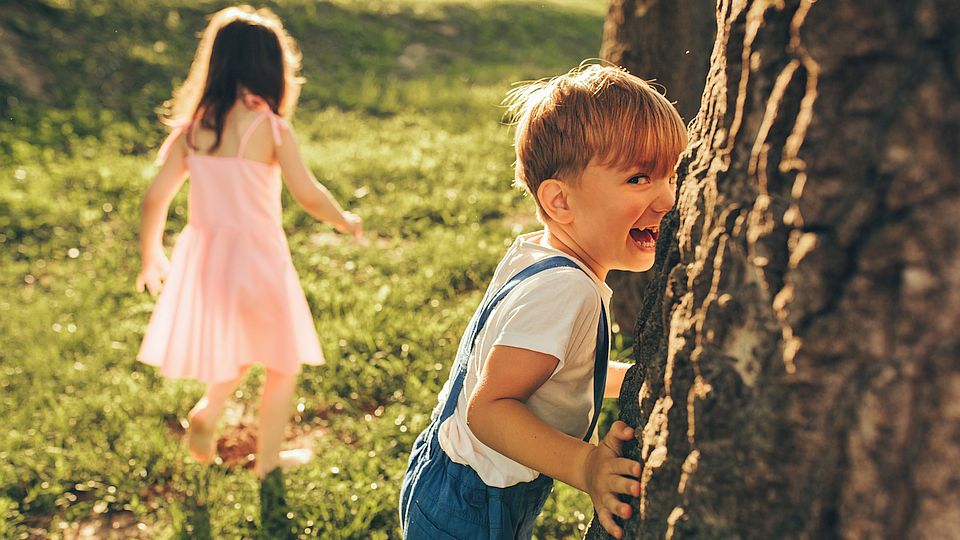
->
[627, 174, 651, 185]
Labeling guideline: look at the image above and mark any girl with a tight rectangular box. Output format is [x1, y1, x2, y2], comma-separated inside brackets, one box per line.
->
[135, 5, 361, 478]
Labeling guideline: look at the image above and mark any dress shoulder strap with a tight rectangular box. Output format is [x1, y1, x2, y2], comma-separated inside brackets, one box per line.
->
[236, 111, 288, 159]
[156, 121, 192, 164]
[236, 113, 268, 159]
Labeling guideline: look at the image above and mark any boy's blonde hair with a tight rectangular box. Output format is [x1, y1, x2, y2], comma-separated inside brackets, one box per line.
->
[504, 64, 687, 212]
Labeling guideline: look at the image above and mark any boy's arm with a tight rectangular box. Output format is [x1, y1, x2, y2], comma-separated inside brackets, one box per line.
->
[467, 345, 640, 539]
[604, 361, 632, 398]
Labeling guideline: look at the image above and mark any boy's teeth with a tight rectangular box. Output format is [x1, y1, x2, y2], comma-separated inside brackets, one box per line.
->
[630, 228, 656, 248]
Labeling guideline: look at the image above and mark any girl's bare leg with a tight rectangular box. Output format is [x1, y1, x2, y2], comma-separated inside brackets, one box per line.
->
[255, 369, 312, 478]
[187, 366, 250, 463]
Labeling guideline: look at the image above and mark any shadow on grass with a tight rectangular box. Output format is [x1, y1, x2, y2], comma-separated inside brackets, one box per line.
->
[168, 467, 295, 539]
[170, 468, 212, 540]
[259, 468, 296, 540]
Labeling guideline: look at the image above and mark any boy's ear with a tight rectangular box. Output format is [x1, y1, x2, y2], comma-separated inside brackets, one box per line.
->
[537, 179, 574, 224]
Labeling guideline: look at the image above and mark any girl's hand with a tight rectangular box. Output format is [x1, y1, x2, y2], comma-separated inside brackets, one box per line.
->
[136, 251, 171, 296]
[335, 211, 363, 240]
[583, 421, 640, 539]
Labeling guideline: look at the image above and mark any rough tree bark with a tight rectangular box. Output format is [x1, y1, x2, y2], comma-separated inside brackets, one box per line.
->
[601, 0, 715, 332]
[588, 0, 960, 538]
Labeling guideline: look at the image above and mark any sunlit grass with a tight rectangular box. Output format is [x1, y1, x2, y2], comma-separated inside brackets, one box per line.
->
[0, 1, 622, 537]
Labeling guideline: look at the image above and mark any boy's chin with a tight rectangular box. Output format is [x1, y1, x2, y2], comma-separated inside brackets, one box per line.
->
[622, 257, 656, 273]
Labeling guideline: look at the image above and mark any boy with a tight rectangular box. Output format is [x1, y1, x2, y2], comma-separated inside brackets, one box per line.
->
[400, 64, 687, 540]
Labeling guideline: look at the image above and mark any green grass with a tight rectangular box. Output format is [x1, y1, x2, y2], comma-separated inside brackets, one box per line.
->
[0, 1, 631, 537]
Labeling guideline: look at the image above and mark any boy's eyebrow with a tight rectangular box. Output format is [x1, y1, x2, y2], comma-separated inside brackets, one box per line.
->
[607, 157, 650, 175]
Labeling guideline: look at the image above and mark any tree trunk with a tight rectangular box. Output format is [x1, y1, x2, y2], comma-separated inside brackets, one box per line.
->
[589, 1, 960, 538]
[601, 0, 715, 332]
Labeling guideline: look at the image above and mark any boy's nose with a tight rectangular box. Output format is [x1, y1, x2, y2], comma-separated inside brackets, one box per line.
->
[652, 177, 677, 213]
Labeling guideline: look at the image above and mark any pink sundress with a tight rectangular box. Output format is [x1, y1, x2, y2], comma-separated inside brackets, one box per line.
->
[138, 110, 324, 383]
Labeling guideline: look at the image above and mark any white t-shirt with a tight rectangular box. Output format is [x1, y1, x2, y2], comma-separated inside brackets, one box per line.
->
[436, 231, 613, 488]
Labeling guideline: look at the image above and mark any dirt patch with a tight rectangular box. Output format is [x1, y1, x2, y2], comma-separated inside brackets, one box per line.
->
[166, 400, 330, 471]
[397, 42, 431, 70]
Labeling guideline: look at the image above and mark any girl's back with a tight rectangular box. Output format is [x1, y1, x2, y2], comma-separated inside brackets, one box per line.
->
[183, 102, 288, 232]
[191, 101, 276, 164]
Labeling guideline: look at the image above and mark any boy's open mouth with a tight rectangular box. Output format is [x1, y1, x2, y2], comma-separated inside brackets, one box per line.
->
[629, 226, 658, 249]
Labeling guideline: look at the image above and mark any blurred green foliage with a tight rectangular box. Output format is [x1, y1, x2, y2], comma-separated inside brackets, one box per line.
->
[0, 0, 631, 537]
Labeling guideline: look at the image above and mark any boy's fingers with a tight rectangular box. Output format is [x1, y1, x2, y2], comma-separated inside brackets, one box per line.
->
[602, 428, 628, 455]
[597, 508, 623, 539]
[602, 493, 633, 520]
[610, 420, 635, 440]
[136, 274, 145, 292]
[613, 457, 641, 478]
[608, 474, 640, 497]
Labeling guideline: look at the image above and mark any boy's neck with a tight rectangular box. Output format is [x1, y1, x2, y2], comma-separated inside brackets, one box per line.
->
[537, 226, 608, 282]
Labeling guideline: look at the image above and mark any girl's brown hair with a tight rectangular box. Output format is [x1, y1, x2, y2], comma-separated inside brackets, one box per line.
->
[164, 5, 303, 152]
[504, 63, 687, 211]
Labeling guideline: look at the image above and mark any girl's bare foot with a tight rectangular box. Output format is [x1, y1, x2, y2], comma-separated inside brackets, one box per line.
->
[186, 410, 217, 463]
[254, 448, 314, 479]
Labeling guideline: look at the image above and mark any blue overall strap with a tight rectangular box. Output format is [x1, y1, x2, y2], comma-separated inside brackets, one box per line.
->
[584, 307, 608, 442]
[438, 256, 609, 443]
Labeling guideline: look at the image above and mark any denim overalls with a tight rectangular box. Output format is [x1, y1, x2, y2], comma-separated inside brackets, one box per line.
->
[400, 256, 609, 539]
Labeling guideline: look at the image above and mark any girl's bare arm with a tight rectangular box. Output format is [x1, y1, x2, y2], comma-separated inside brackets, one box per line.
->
[141, 134, 189, 252]
[137, 132, 189, 294]
[275, 126, 355, 233]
